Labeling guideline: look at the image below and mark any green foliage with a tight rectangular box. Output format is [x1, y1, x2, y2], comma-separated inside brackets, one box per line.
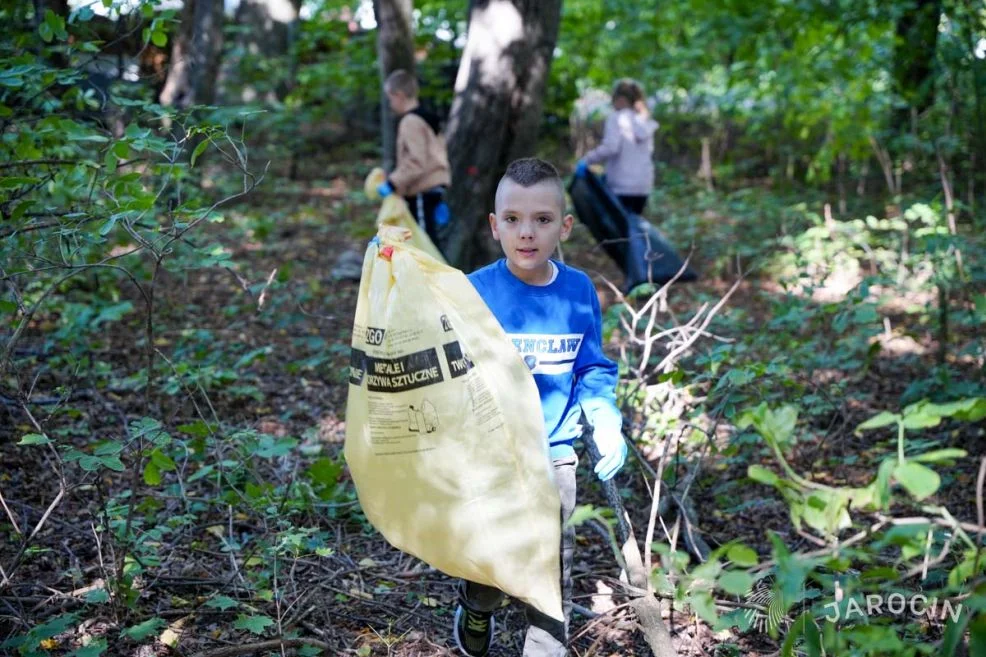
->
[1, 3, 362, 653]
[555, 0, 986, 204]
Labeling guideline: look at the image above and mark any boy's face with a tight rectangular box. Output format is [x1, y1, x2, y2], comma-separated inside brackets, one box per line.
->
[386, 89, 409, 114]
[489, 179, 573, 284]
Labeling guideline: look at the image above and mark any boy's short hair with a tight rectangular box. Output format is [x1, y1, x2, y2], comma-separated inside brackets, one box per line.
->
[384, 69, 418, 98]
[495, 158, 566, 213]
[612, 78, 644, 104]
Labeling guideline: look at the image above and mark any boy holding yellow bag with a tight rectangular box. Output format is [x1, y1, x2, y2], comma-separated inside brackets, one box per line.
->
[454, 158, 628, 657]
[372, 69, 451, 252]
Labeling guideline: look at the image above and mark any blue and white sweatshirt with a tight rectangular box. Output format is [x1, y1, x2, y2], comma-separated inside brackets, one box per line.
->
[468, 259, 623, 459]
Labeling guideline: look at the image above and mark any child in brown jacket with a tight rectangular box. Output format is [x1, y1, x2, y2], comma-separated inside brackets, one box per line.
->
[376, 69, 452, 251]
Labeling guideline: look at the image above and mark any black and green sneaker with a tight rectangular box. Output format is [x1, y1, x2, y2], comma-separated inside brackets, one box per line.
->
[453, 604, 495, 657]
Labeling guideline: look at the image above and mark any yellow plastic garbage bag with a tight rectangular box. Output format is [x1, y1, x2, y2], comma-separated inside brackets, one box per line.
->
[344, 225, 563, 621]
[376, 195, 446, 264]
[364, 167, 387, 200]
[364, 167, 447, 264]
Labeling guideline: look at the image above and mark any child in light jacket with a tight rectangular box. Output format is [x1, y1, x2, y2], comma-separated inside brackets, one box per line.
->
[577, 79, 658, 215]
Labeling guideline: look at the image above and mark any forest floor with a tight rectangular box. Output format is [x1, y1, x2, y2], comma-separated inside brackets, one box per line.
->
[2, 161, 984, 657]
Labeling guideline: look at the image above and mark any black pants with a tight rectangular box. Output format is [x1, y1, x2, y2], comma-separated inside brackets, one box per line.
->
[616, 194, 647, 215]
[404, 189, 446, 250]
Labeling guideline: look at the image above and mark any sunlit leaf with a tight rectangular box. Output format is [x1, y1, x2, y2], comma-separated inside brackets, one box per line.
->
[894, 462, 940, 500]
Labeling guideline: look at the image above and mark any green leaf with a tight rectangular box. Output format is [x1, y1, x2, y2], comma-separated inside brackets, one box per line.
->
[860, 566, 899, 582]
[30, 613, 79, 641]
[178, 420, 212, 437]
[100, 215, 118, 236]
[45, 9, 66, 35]
[18, 433, 51, 446]
[233, 614, 274, 635]
[255, 437, 298, 458]
[39, 21, 54, 42]
[901, 410, 942, 430]
[941, 607, 972, 656]
[205, 595, 239, 611]
[953, 399, 986, 423]
[188, 464, 214, 482]
[857, 411, 898, 431]
[129, 417, 164, 438]
[727, 544, 758, 567]
[763, 405, 798, 446]
[0, 176, 42, 189]
[718, 570, 754, 596]
[0, 299, 18, 314]
[93, 301, 134, 326]
[714, 607, 754, 632]
[68, 133, 109, 143]
[150, 448, 176, 471]
[71, 6, 95, 22]
[912, 448, 967, 463]
[307, 457, 342, 487]
[781, 612, 821, 657]
[894, 461, 941, 500]
[740, 403, 798, 447]
[85, 588, 110, 604]
[801, 489, 852, 536]
[68, 638, 107, 657]
[78, 455, 104, 471]
[234, 346, 272, 369]
[143, 461, 161, 486]
[190, 139, 209, 167]
[122, 617, 166, 641]
[566, 504, 600, 527]
[690, 559, 722, 589]
[93, 441, 122, 456]
[99, 456, 126, 472]
[747, 465, 779, 487]
[688, 591, 718, 625]
[104, 149, 118, 174]
[151, 30, 168, 47]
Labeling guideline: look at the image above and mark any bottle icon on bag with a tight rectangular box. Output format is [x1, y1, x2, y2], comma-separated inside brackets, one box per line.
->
[408, 405, 421, 432]
[421, 400, 438, 432]
[408, 401, 439, 433]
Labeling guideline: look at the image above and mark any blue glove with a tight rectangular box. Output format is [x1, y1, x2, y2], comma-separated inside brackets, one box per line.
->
[575, 160, 588, 178]
[592, 429, 627, 481]
[377, 181, 393, 198]
[434, 202, 450, 226]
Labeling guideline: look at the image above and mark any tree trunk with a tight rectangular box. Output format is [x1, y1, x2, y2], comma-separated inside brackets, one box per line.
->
[159, 0, 225, 108]
[444, 0, 563, 270]
[892, 0, 942, 133]
[373, 0, 416, 172]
